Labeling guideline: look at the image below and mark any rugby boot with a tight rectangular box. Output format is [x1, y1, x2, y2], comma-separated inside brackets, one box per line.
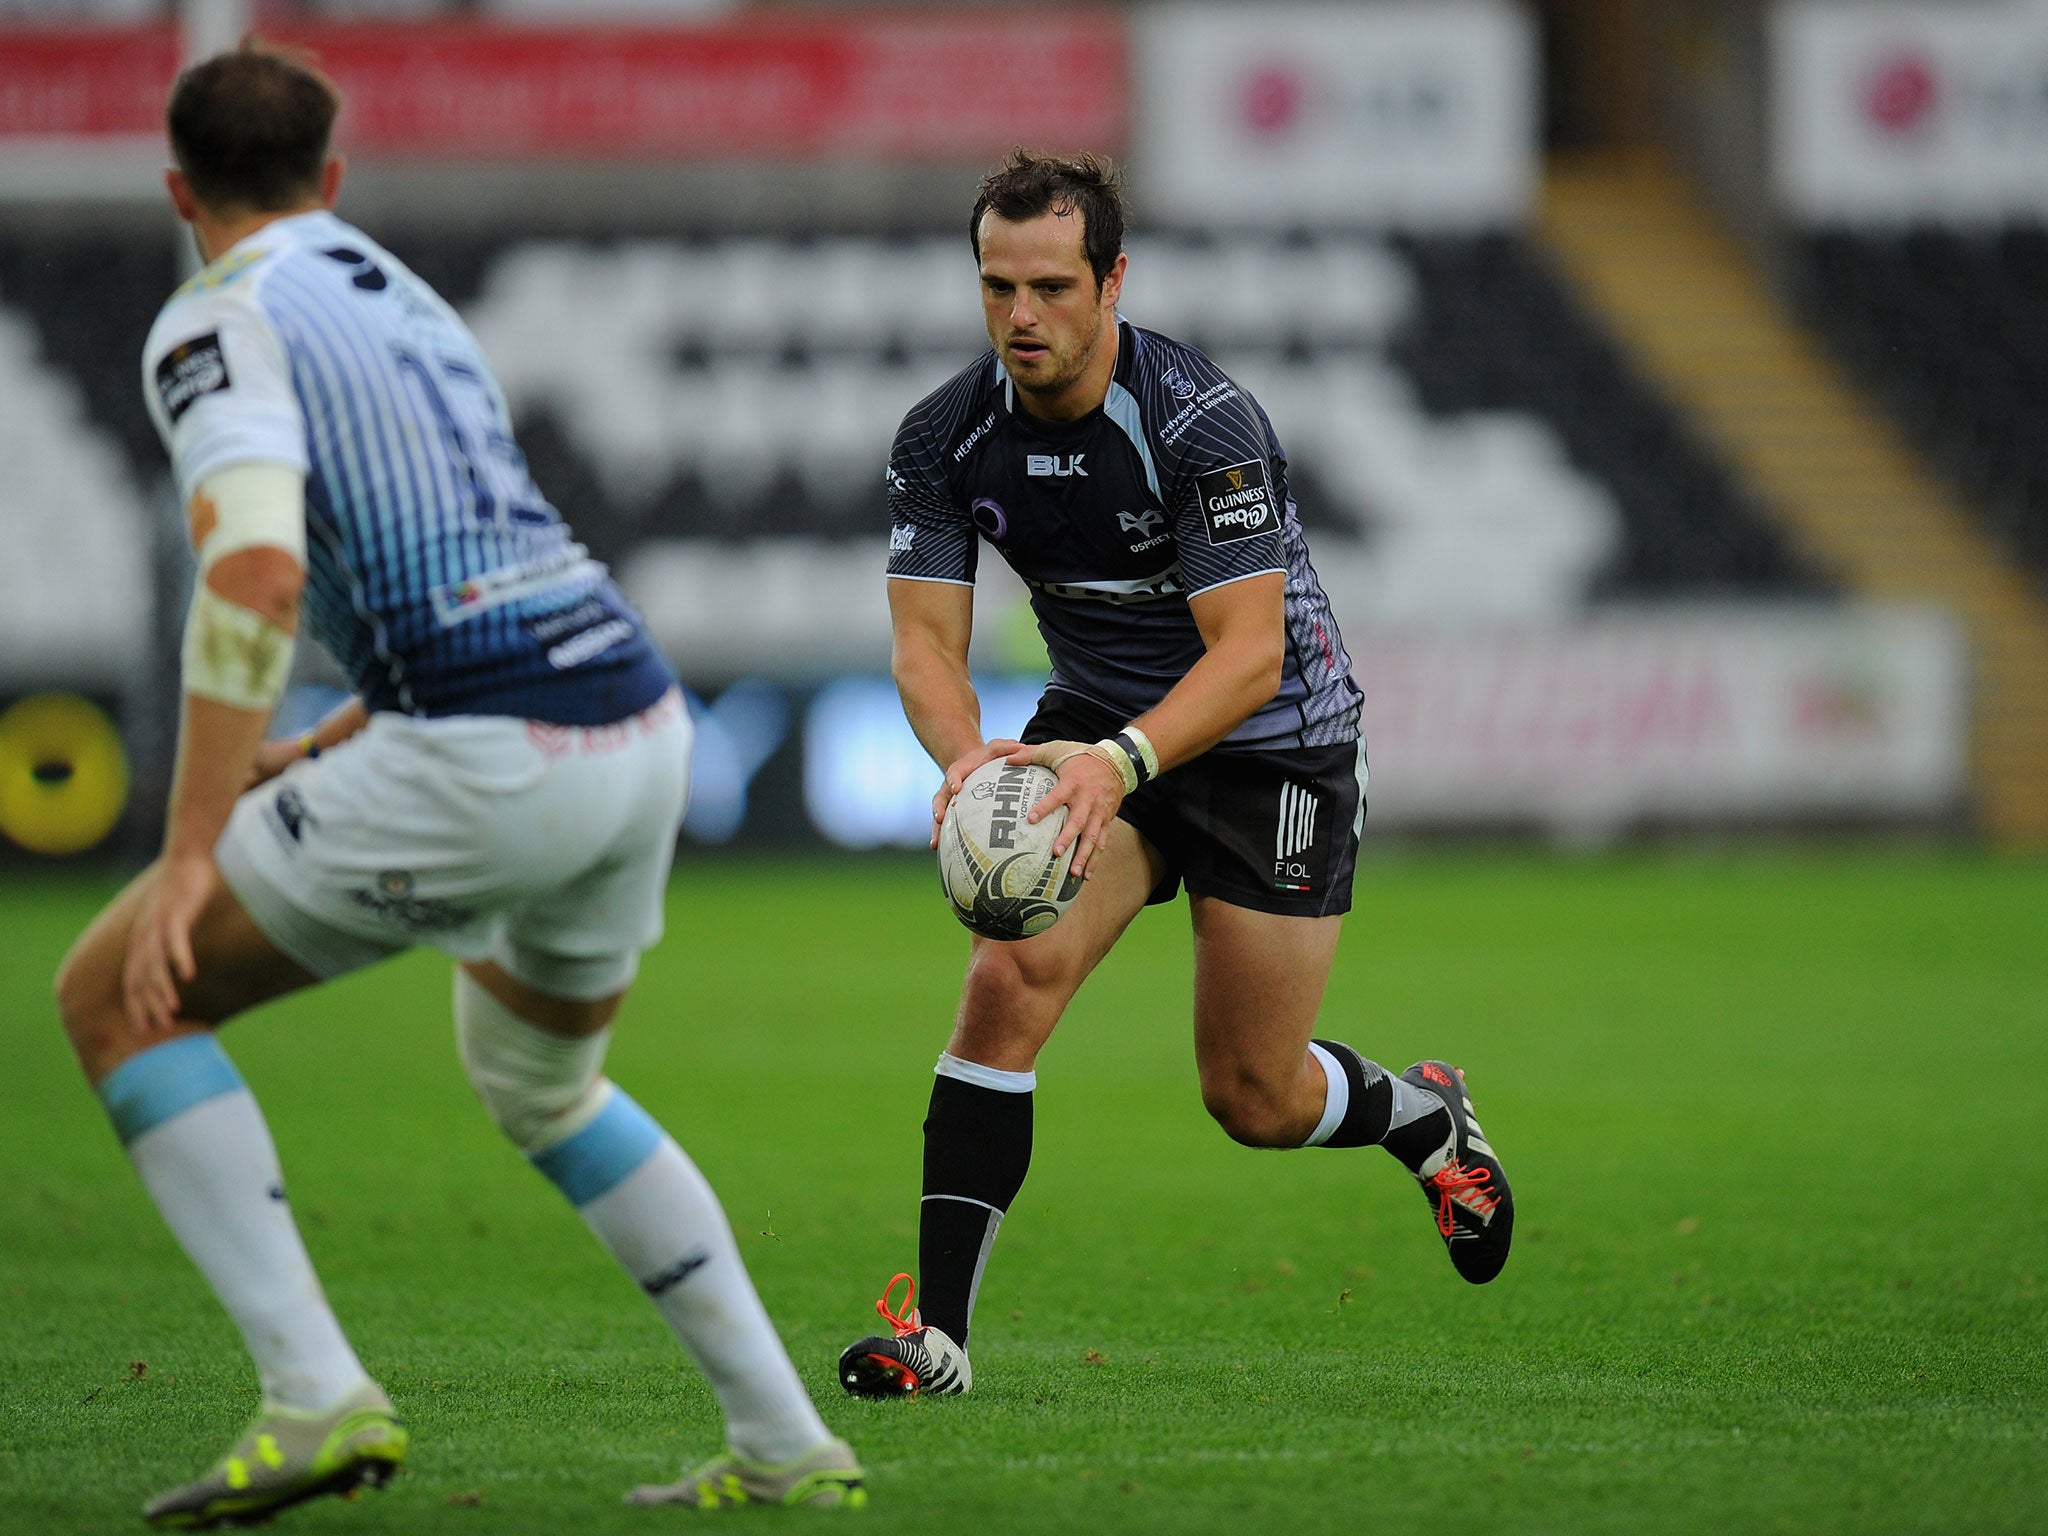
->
[142, 1379, 406, 1529]
[836, 1272, 972, 1397]
[625, 1436, 867, 1510]
[1401, 1061, 1515, 1284]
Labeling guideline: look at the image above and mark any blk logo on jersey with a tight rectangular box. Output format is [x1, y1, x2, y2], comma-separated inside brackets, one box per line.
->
[1273, 781, 1325, 893]
[1196, 460, 1278, 544]
[155, 332, 230, 423]
[1027, 453, 1087, 478]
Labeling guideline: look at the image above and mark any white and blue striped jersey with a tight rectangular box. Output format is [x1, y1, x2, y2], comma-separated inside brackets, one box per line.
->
[142, 210, 672, 726]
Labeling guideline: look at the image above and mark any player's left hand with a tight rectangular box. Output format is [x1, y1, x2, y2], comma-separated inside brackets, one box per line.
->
[123, 851, 214, 1035]
[1008, 739, 1125, 880]
[245, 735, 305, 790]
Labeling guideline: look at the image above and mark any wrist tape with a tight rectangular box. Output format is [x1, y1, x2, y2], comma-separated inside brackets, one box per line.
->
[1092, 725, 1159, 796]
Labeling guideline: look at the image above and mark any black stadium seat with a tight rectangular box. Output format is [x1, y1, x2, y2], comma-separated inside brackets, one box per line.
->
[1386, 233, 1826, 599]
[1797, 224, 2048, 586]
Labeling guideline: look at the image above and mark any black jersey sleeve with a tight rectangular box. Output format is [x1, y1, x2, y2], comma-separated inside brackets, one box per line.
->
[883, 367, 985, 587]
[1142, 339, 1287, 596]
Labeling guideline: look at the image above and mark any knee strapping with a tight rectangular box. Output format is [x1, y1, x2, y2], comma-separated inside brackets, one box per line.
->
[454, 971, 612, 1153]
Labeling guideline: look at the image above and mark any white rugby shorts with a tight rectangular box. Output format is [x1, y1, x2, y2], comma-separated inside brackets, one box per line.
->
[217, 690, 690, 1000]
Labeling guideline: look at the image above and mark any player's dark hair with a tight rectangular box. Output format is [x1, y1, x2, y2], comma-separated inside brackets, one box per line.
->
[969, 149, 1127, 288]
[167, 39, 341, 214]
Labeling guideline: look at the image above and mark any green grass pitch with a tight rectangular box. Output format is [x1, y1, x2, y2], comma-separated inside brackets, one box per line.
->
[2, 852, 2044, 1534]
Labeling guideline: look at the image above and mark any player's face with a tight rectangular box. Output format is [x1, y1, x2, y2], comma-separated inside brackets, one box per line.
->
[977, 210, 1126, 418]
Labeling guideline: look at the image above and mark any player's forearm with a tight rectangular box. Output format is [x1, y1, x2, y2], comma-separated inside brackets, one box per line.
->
[164, 695, 274, 861]
[892, 636, 984, 768]
[170, 534, 305, 859]
[1133, 629, 1283, 774]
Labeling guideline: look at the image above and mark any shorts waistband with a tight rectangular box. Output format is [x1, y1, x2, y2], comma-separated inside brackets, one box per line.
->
[524, 687, 683, 759]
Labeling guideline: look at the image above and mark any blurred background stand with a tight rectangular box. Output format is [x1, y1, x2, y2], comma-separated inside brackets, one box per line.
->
[1, 0, 2043, 861]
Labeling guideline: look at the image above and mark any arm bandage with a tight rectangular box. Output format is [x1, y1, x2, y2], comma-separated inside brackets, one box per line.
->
[180, 463, 305, 711]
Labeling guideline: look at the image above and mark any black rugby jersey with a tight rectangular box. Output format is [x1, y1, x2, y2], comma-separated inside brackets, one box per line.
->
[885, 321, 1362, 751]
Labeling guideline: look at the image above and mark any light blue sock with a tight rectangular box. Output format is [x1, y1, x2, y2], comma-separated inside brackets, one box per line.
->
[98, 1035, 367, 1409]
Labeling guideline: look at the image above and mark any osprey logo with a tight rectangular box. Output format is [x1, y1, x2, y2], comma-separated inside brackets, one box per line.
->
[1027, 454, 1086, 478]
[1118, 509, 1163, 538]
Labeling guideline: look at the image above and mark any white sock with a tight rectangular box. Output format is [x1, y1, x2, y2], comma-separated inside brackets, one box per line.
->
[577, 1135, 831, 1464]
[457, 974, 832, 1465]
[102, 1039, 367, 1411]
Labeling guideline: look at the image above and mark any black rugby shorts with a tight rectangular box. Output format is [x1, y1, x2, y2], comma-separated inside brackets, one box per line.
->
[1020, 688, 1365, 919]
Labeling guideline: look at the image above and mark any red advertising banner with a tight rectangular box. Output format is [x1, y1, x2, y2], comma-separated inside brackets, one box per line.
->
[0, 13, 1126, 159]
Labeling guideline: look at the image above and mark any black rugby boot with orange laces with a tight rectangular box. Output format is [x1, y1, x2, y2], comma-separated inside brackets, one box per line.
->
[837, 1273, 972, 1398]
[1400, 1061, 1514, 1284]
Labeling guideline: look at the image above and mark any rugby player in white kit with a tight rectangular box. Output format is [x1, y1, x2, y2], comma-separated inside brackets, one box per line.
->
[52, 41, 862, 1527]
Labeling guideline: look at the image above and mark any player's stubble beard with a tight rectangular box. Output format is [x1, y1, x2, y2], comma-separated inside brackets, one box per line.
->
[1002, 295, 1108, 408]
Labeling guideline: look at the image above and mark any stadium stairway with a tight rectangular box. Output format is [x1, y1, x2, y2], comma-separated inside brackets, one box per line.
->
[1535, 151, 2048, 847]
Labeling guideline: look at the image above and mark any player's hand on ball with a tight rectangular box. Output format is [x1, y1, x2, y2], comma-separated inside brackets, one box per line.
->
[932, 740, 1023, 849]
[1006, 739, 1124, 879]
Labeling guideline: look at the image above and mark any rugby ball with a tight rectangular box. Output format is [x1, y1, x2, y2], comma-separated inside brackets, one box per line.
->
[938, 759, 1083, 941]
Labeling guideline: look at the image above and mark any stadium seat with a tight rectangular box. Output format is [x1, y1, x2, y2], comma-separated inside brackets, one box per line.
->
[1797, 224, 2048, 586]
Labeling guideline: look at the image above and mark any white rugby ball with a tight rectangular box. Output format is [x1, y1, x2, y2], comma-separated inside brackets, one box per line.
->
[938, 759, 1083, 941]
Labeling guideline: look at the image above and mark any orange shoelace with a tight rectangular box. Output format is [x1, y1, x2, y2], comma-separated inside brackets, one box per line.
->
[1428, 1161, 1498, 1236]
[876, 1271, 921, 1337]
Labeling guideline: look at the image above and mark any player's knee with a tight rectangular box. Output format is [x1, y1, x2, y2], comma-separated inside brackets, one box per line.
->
[1200, 1072, 1299, 1149]
[454, 970, 612, 1152]
[962, 937, 1076, 1018]
[53, 939, 122, 1072]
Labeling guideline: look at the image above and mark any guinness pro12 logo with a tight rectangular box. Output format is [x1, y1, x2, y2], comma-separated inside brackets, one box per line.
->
[1196, 460, 1278, 544]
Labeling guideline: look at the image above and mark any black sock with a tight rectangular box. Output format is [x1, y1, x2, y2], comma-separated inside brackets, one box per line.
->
[1312, 1038, 1454, 1170]
[918, 1070, 1032, 1347]
[1309, 1039, 1394, 1147]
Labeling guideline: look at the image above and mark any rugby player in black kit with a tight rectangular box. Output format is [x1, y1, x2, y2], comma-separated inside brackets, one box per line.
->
[838, 151, 1515, 1398]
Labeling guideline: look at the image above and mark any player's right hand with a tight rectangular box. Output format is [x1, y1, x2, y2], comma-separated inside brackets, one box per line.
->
[1007, 740, 1125, 880]
[244, 735, 305, 790]
[123, 851, 212, 1035]
[931, 740, 1022, 849]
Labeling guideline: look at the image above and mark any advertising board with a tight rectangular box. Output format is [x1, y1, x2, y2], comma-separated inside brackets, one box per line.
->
[0, 12, 1126, 161]
[1134, 1, 1536, 227]
[801, 608, 1969, 845]
[1774, 2, 2048, 222]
